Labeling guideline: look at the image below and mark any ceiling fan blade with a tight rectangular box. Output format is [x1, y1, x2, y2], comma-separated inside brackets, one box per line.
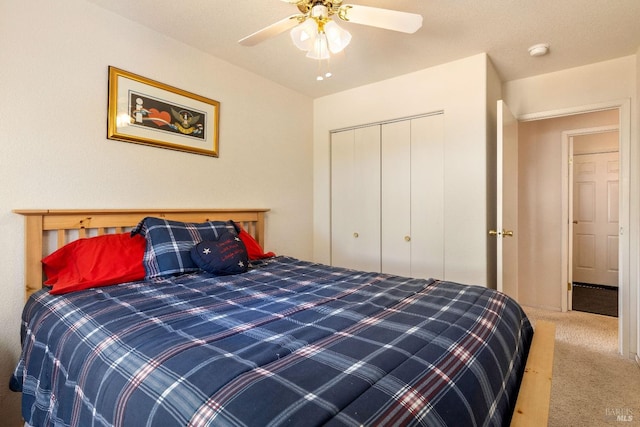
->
[239, 15, 303, 46]
[339, 4, 423, 34]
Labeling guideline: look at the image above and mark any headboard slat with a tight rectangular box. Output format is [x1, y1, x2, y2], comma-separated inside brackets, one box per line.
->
[57, 230, 66, 248]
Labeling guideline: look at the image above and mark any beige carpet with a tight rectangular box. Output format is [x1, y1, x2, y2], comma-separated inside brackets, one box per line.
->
[523, 306, 640, 426]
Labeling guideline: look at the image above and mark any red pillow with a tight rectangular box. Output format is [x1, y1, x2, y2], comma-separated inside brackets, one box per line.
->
[42, 233, 146, 295]
[236, 225, 275, 260]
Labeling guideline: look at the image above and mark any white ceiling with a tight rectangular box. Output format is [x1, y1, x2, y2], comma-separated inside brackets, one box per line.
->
[85, 0, 640, 98]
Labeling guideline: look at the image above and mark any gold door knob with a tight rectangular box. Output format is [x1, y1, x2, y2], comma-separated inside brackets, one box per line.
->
[404, 235, 411, 242]
[489, 229, 514, 237]
[353, 232, 359, 238]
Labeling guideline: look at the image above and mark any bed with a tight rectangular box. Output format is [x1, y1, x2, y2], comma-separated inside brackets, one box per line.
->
[10, 209, 554, 427]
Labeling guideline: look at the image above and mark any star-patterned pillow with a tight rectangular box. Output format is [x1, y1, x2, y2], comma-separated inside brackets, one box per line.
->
[190, 232, 249, 275]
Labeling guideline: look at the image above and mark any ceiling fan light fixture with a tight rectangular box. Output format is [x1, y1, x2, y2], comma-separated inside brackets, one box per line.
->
[290, 10, 350, 60]
[310, 4, 329, 19]
[306, 32, 330, 60]
[324, 20, 351, 54]
[290, 19, 317, 51]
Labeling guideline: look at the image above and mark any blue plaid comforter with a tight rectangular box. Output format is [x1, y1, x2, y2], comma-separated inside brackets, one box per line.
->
[11, 256, 532, 427]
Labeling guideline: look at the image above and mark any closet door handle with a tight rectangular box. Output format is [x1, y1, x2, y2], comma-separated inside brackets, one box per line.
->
[353, 232, 359, 238]
[404, 235, 411, 242]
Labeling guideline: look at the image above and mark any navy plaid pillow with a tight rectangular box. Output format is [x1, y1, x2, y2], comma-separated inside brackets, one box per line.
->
[131, 217, 237, 278]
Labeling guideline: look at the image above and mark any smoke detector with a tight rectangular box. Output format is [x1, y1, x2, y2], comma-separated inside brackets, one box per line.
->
[528, 43, 549, 57]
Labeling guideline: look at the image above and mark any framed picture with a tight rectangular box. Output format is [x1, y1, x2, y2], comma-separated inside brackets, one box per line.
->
[107, 66, 220, 157]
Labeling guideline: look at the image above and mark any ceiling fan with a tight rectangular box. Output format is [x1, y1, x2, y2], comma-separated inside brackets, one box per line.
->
[238, 0, 423, 60]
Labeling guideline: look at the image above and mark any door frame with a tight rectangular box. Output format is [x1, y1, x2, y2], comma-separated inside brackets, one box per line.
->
[520, 98, 631, 356]
[562, 125, 620, 313]
[496, 100, 519, 299]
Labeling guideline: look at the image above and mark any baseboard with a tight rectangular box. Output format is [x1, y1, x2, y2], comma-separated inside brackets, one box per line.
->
[636, 354, 640, 368]
[572, 282, 619, 291]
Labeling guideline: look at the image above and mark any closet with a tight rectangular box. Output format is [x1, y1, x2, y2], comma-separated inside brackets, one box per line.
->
[330, 113, 445, 279]
[330, 125, 381, 272]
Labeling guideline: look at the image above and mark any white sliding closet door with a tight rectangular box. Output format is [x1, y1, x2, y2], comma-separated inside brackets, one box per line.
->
[381, 121, 411, 276]
[330, 126, 381, 272]
[381, 114, 444, 279]
[410, 114, 444, 279]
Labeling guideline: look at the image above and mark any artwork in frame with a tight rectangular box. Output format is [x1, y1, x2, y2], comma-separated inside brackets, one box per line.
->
[107, 66, 220, 157]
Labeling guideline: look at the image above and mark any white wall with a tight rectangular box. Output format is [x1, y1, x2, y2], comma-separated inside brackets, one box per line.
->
[0, 0, 313, 422]
[313, 54, 492, 287]
[572, 131, 619, 154]
[503, 56, 637, 117]
[504, 56, 638, 359]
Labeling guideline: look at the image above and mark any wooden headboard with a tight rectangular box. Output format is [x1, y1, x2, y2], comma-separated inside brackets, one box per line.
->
[13, 209, 269, 300]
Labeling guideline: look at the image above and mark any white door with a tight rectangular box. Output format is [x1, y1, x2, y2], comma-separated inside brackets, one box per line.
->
[380, 115, 444, 279]
[381, 121, 411, 276]
[496, 101, 518, 299]
[410, 114, 445, 280]
[330, 126, 381, 272]
[572, 151, 619, 287]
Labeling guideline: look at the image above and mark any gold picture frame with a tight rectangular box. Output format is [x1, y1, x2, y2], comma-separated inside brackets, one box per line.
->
[107, 66, 220, 157]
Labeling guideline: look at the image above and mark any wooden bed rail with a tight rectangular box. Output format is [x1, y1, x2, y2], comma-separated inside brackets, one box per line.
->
[511, 320, 556, 426]
[14, 209, 269, 300]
